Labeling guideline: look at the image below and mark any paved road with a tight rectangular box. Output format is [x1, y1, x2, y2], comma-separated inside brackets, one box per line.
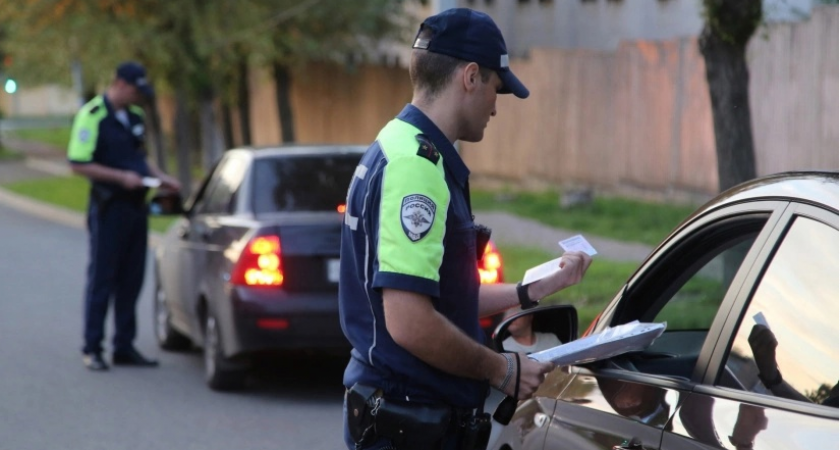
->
[0, 201, 348, 450]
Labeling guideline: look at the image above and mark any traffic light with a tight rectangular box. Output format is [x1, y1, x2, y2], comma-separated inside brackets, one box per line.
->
[3, 77, 15, 94]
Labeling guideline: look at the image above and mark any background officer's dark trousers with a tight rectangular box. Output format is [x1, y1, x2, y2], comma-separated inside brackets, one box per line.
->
[82, 198, 148, 355]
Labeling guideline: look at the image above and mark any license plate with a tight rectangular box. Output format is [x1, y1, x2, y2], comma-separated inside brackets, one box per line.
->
[327, 259, 340, 283]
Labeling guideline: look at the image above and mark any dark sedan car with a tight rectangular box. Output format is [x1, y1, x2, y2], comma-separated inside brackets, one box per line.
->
[490, 171, 838, 450]
[152, 145, 506, 391]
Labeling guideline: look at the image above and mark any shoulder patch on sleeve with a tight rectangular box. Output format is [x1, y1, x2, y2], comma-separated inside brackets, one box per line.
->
[415, 134, 440, 165]
[401, 194, 437, 242]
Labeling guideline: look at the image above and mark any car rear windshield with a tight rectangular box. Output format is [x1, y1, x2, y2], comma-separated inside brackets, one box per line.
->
[252, 154, 360, 213]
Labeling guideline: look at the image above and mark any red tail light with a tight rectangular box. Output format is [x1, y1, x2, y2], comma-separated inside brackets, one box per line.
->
[231, 236, 284, 287]
[478, 241, 503, 284]
[337, 204, 347, 213]
[479, 317, 494, 329]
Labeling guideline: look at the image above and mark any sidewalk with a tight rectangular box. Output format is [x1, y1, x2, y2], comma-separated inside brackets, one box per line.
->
[0, 141, 653, 262]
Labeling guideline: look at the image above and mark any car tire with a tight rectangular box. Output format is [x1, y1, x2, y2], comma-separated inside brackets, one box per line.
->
[154, 276, 191, 351]
[204, 312, 247, 391]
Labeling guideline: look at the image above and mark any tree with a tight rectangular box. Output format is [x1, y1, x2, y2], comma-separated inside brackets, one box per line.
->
[699, 0, 763, 192]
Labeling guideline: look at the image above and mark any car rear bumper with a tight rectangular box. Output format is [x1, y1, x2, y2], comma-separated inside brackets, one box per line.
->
[226, 287, 350, 356]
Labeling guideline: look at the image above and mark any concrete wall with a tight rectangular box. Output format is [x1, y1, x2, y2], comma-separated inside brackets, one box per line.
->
[466, 0, 704, 54]
[0, 85, 78, 117]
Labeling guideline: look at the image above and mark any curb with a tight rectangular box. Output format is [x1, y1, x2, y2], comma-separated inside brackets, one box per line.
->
[0, 186, 163, 247]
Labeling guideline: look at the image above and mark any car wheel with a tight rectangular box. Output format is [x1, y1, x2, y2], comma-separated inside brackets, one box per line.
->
[154, 276, 191, 351]
[204, 312, 247, 391]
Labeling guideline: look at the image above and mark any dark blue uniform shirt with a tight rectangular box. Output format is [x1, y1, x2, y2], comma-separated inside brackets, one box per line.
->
[339, 105, 487, 409]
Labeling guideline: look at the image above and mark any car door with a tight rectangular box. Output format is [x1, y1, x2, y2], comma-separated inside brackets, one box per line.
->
[176, 155, 248, 334]
[537, 200, 790, 450]
[664, 202, 838, 449]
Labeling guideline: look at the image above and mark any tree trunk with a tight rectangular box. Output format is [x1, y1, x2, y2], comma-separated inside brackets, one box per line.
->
[237, 56, 252, 145]
[699, 0, 762, 192]
[146, 95, 168, 173]
[221, 103, 234, 150]
[272, 62, 295, 143]
[198, 89, 224, 172]
[174, 90, 194, 198]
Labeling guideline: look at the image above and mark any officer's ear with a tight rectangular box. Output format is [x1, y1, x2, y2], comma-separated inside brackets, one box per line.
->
[462, 62, 481, 93]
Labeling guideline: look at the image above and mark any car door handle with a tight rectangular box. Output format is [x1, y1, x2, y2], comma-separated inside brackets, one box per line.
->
[177, 226, 189, 239]
[199, 230, 212, 242]
[612, 438, 644, 450]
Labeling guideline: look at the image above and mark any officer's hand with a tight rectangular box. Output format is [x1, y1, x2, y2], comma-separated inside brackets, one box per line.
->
[748, 324, 778, 378]
[120, 170, 144, 190]
[530, 251, 592, 299]
[504, 355, 555, 400]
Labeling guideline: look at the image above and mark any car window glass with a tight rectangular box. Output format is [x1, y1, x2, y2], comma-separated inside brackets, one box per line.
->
[252, 155, 359, 213]
[723, 216, 838, 407]
[607, 214, 767, 379]
[653, 238, 754, 330]
[198, 157, 246, 215]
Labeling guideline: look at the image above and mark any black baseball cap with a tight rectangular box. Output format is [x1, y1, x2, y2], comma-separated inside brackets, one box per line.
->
[412, 8, 528, 99]
[116, 61, 154, 97]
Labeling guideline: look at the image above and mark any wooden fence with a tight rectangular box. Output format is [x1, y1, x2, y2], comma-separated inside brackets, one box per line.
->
[158, 6, 837, 202]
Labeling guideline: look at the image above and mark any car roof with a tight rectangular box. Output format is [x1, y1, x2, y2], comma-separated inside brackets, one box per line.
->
[691, 171, 839, 221]
[225, 144, 367, 159]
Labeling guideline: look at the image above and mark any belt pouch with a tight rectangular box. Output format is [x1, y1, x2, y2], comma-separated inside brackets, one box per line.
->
[460, 412, 491, 450]
[375, 398, 451, 450]
[346, 383, 379, 445]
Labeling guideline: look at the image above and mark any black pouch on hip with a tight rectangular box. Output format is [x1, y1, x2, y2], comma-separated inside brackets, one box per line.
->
[375, 398, 451, 450]
[345, 383, 380, 445]
[474, 224, 492, 261]
[460, 411, 492, 450]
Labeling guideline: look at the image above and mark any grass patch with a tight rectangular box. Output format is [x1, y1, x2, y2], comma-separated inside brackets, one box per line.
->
[6, 128, 72, 149]
[2, 175, 177, 233]
[0, 145, 23, 161]
[473, 189, 697, 246]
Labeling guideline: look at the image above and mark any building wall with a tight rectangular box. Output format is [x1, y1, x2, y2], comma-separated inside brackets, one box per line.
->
[464, 0, 703, 54]
[0, 85, 78, 117]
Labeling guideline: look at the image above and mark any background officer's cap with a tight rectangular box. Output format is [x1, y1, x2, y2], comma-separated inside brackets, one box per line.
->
[116, 61, 154, 98]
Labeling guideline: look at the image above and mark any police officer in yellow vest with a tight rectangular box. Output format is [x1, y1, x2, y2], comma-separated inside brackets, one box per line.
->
[339, 9, 592, 449]
[68, 62, 180, 371]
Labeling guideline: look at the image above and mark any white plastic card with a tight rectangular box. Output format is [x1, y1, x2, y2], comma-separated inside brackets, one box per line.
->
[558, 234, 598, 256]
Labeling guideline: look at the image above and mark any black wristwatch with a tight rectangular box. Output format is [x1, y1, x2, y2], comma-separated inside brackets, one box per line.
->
[516, 282, 539, 310]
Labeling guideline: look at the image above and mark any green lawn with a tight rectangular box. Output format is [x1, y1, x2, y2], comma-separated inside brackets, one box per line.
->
[6, 127, 72, 149]
[2, 175, 177, 233]
[497, 243, 638, 327]
[472, 189, 697, 246]
[0, 145, 23, 161]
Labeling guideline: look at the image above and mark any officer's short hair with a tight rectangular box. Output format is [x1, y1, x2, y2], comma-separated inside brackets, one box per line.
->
[409, 8, 528, 99]
[410, 28, 493, 100]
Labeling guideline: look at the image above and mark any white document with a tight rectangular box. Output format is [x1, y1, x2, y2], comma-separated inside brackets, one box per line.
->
[558, 234, 598, 256]
[142, 177, 162, 188]
[753, 312, 770, 329]
[528, 321, 666, 367]
[522, 257, 563, 285]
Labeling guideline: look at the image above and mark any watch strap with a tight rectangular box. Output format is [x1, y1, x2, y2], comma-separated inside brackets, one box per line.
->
[516, 282, 538, 310]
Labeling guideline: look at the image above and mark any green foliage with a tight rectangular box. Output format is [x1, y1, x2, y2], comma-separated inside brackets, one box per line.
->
[0, 0, 412, 99]
[472, 189, 697, 246]
[702, 0, 763, 46]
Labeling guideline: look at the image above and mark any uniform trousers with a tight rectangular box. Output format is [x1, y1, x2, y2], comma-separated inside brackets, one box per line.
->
[82, 198, 148, 355]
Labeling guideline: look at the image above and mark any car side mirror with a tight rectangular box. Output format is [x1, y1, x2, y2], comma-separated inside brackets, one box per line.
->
[491, 304, 578, 353]
[149, 191, 185, 216]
